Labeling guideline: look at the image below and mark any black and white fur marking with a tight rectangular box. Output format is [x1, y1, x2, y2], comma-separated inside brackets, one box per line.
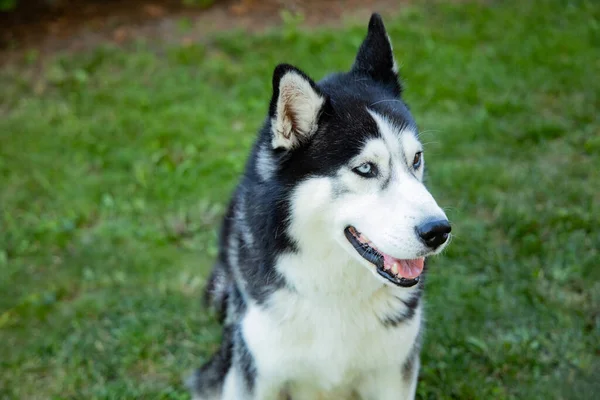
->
[189, 13, 451, 400]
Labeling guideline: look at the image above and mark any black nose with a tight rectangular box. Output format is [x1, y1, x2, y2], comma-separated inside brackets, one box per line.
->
[416, 219, 451, 249]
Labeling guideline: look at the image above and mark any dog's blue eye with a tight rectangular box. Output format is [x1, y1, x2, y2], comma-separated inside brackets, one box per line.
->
[413, 152, 423, 169]
[354, 162, 377, 178]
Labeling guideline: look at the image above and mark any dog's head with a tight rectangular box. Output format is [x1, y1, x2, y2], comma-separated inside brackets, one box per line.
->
[258, 14, 450, 288]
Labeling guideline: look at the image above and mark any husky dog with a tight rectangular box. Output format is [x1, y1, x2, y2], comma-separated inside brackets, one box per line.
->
[189, 13, 451, 400]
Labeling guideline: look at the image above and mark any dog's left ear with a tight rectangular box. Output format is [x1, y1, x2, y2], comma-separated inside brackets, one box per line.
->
[352, 13, 401, 95]
[269, 64, 328, 150]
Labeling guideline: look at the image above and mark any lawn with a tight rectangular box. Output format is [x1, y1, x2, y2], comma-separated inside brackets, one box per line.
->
[1, 0, 599, 398]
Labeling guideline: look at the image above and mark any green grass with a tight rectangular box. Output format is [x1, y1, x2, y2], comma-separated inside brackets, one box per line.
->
[1, 0, 599, 398]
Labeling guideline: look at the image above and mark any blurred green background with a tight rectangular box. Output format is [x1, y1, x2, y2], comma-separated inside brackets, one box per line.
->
[1, 0, 599, 398]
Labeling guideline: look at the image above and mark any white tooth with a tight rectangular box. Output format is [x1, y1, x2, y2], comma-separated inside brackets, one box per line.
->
[391, 263, 399, 275]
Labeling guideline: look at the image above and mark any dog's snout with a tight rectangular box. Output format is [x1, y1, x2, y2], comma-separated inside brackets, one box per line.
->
[416, 219, 451, 249]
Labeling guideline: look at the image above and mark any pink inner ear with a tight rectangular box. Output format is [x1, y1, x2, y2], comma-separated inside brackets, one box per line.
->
[272, 71, 325, 149]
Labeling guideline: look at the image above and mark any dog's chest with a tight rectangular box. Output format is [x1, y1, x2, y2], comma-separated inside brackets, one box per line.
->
[242, 288, 421, 393]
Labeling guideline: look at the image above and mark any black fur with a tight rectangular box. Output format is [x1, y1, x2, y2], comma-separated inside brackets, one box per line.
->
[352, 13, 402, 96]
[191, 12, 420, 398]
[203, 262, 229, 323]
[235, 327, 256, 391]
[189, 324, 233, 397]
[402, 330, 422, 383]
[381, 293, 421, 328]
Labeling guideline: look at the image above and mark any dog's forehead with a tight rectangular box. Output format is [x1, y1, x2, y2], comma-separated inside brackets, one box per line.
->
[325, 83, 418, 141]
[365, 109, 419, 156]
[330, 99, 415, 135]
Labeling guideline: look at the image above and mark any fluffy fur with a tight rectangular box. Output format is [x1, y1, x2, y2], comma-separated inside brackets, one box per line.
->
[189, 13, 451, 400]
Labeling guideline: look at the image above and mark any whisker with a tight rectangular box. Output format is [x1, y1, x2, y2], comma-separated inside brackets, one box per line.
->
[417, 130, 443, 139]
[369, 99, 405, 107]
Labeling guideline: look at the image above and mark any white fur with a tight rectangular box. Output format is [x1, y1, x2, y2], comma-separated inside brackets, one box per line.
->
[226, 232, 251, 306]
[271, 71, 325, 150]
[386, 34, 400, 75]
[237, 195, 256, 249]
[221, 366, 251, 400]
[232, 109, 449, 398]
[256, 144, 276, 181]
[242, 284, 421, 399]
[204, 109, 448, 399]
[368, 110, 424, 181]
[329, 111, 448, 270]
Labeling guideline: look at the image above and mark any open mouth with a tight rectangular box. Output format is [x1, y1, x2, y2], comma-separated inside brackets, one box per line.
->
[344, 226, 424, 287]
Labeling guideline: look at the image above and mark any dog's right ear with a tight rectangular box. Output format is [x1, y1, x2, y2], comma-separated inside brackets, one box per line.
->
[269, 64, 328, 150]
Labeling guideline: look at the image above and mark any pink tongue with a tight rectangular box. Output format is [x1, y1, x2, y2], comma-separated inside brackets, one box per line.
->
[383, 255, 424, 279]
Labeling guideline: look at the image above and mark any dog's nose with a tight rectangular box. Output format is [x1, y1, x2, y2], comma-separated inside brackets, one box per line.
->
[416, 219, 451, 249]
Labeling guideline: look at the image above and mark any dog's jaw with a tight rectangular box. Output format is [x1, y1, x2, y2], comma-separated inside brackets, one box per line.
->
[343, 226, 423, 288]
